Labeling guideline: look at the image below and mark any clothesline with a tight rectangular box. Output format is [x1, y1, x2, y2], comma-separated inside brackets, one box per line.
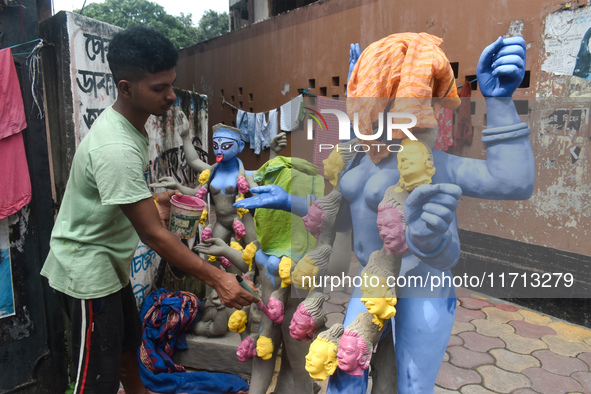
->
[7, 38, 43, 50]
[7, 39, 48, 57]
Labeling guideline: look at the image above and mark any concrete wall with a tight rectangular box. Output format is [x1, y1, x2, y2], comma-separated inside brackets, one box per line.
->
[40, 11, 210, 308]
[175, 0, 591, 258]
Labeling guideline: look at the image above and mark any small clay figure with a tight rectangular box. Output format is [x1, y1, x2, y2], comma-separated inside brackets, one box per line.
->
[192, 289, 233, 337]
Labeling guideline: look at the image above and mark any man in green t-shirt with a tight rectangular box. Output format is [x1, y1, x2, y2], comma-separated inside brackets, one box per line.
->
[41, 26, 258, 394]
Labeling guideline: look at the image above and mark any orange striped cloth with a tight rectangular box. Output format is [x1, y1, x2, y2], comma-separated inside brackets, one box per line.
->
[347, 32, 461, 162]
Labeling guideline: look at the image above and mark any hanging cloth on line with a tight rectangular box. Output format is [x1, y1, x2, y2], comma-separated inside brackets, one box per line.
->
[236, 109, 256, 144]
[253, 109, 278, 155]
[0, 48, 31, 220]
[279, 94, 303, 132]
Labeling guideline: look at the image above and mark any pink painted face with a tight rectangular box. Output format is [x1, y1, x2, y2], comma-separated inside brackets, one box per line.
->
[289, 308, 316, 341]
[267, 297, 284, 325]
[337, 333, 365, 376]
[302, 203, 324, 238]
[236, 336, 256, 362]
[377, 206, 407, 255]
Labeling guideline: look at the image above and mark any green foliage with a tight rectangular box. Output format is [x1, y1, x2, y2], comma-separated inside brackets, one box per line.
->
[65, 382, 75, 394]
[76, 0, 228, 48]
[195, 10, 229, 43]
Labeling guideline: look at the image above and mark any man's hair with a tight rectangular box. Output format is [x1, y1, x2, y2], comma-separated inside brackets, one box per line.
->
[107, 26, 178, 84]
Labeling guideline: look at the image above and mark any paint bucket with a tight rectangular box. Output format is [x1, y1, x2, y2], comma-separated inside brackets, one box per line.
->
[169, 195, 205, 239]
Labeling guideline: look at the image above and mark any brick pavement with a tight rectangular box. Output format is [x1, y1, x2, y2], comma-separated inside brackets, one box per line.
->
[435, 287, 591, 394]
[315, 286, 591, 394]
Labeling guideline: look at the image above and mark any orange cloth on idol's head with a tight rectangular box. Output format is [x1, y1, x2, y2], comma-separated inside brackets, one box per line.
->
[347, 32, 461, 163]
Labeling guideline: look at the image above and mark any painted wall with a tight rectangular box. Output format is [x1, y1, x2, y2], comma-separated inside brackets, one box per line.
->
[175, 0, 591, 258]
[41, 11, 209, 308]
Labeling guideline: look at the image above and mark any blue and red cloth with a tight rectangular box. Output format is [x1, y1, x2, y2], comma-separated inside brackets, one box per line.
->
[138, 288, 249, 394]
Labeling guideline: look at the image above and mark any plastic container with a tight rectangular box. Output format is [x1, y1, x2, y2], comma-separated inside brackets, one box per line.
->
[169, 195, 206, 239]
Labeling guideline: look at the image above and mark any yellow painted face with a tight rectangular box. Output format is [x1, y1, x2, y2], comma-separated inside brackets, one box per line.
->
[291, 259, 319, 289]
[256, 336, 274, 360]
[397, 142, 429, 183]
[278, 256, 293, 287]
[305, 338, 337, 380]
[228, 310, 248, 333]
[360, 274, 396, 319]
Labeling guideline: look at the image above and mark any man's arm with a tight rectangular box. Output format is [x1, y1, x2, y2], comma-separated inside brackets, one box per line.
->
[120, 196, 257, 309]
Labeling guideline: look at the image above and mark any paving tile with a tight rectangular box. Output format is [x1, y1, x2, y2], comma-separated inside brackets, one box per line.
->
[577, 352, 591, 369]
[572, 371, 591, 393]
[499, 332, 547, 355]
[541, 334, 591, 357]
[522, 367, 584, 393]
[322, 301, 345, 314]
[477, 365, 532, 393]
[326, 291, 350, 305]
[548, 321, 591, 342]
[435, 387, 460, 394]
[448, 334, 464, 347]
[490, 348, 540, 373]
[443, 351, 449, 362]
[460, 385, 496, 394]
[435, 361, 481, 390]
[495, 303, 520, 312]
[509, 320, 556, 339]
[456, 287, 471, 298]
[458, 297, 494, 310]
[324, 312, 345, 329]
[472, 318, 514, 337]
[532, 349, 588, 376]
[518, 309, 553, 326]
[481, 307, 523, 324]
[455, 305, 486, 322]
[512, 389, 539, 394]
[447, 346, 494, 369]
[451, 321, 476, 335]
[459, 331, 505, 353]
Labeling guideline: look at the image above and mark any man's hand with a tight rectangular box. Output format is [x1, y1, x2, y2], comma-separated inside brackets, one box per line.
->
[175, 109, 191, 140]
[214, 271, 259, 309]
[193, 238, 232, 256]
[233, 185, 290, 211]
[477, 36, 526, 98]
[404, 184, 462, 252]
[270, 132, 287, 155]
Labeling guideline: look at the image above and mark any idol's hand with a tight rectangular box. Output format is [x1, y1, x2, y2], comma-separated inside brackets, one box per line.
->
[233, 185, 291, 211]
[477, 36, 526, 98]
[404, 184, 462, 252]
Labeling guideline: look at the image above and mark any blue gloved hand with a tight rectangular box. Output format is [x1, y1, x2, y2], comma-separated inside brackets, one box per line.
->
[347, 43, 361, 85]
[233, 185, 291, 211]
[477, 36, 526, 98]
[404, 184, 462, 253]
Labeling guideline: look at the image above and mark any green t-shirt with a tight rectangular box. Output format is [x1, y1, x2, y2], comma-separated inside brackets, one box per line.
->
[41, 106, 152, 299]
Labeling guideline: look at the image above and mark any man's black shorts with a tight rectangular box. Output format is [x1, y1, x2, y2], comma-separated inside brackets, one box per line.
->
[58, 283, 142, 394]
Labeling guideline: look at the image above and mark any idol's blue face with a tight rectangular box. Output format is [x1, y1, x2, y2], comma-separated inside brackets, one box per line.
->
[213, 136, 240, 163]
